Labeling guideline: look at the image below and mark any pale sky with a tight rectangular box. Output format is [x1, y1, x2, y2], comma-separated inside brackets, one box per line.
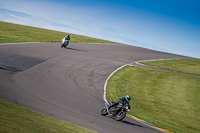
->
[0, 0, 200, 58]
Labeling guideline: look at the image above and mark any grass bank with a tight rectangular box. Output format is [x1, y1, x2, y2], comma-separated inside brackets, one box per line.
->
[0, 99, 96, 133]
[142, 58, 200, 75]
[107, 59, 200, 133]
[0, 21, 120, 44]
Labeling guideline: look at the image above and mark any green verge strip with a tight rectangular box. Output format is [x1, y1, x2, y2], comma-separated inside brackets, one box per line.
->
[0, 99, 96, 133]
[0, 21, 122, 44]
[142, 58, 200, 75]
[107, 65, 200, 133]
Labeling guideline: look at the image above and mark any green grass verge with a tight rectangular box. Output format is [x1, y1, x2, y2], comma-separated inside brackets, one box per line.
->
[107, 61, 200, 133]
[142, 58, 200, 75]
[0, 21, 121, 44]
[0, 99, 96, 133]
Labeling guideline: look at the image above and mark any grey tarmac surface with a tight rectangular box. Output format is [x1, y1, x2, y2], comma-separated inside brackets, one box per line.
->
[0, 42, 187, 133]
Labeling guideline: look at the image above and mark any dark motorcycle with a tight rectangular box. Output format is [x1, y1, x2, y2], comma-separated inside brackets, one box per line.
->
[101, 101, 130, 121]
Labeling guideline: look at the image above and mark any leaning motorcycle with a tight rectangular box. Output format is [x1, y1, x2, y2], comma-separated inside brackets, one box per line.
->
[101, 101, 130, 121]
[61, 40, 69, 48]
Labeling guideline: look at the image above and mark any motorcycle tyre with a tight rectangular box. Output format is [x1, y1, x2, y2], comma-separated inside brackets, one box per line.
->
[101, 108, 108, 116]
[115, 111, 126, 121]
[64, 41, 69, 48]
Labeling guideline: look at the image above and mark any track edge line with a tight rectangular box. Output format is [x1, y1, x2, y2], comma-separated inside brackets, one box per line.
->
[103, 58, 179, 133]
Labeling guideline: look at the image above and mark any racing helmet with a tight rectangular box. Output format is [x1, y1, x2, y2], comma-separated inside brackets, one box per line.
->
[125, 95, 131, 102]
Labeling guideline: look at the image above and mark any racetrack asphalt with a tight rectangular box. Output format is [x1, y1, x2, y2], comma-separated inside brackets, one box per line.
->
[0, 42, 187, 133]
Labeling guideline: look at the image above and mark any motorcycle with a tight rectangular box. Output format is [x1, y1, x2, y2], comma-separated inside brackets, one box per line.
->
[61, 38, 69, 48]
[101, 101, 130, 121]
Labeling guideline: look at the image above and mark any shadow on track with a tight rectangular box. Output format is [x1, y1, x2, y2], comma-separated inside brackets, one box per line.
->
[121, 120, 145, 128]
[107, 116, 147, 129]
[64, 47, 87, 52]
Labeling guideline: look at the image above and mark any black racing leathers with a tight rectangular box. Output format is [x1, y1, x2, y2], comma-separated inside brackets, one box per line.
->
[111, 97, 131, 110]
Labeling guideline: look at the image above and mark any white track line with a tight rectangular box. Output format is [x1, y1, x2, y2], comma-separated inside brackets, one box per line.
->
[103, 58, 179, 104]
[103, 64, 132, 105]
[103, 58, 180, 133]
[134, 58, 180, 65]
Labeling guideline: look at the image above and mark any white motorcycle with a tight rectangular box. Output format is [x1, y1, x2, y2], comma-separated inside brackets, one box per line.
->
[61, 37, 69, 48]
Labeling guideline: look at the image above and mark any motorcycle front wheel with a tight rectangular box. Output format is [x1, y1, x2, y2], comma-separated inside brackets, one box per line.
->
[101, 108, 108, 116]
[115, 111, 126, 121]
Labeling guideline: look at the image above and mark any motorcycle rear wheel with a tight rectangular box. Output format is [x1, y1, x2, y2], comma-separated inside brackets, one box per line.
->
[101, 108, 108, 116]
[115, 111, 126, 121]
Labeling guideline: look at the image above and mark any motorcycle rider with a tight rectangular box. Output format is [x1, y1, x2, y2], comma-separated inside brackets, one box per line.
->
[110, 95, 131, 111]
[61, 34, 70, 48]
[66, 34, 70, 40]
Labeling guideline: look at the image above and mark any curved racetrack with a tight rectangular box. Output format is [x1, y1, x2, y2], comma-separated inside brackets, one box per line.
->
[0, 42, 187, 133]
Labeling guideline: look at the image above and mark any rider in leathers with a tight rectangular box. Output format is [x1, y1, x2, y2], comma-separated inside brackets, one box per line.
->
[61, 35, 70, 47]
[111, 95, 131, 111]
